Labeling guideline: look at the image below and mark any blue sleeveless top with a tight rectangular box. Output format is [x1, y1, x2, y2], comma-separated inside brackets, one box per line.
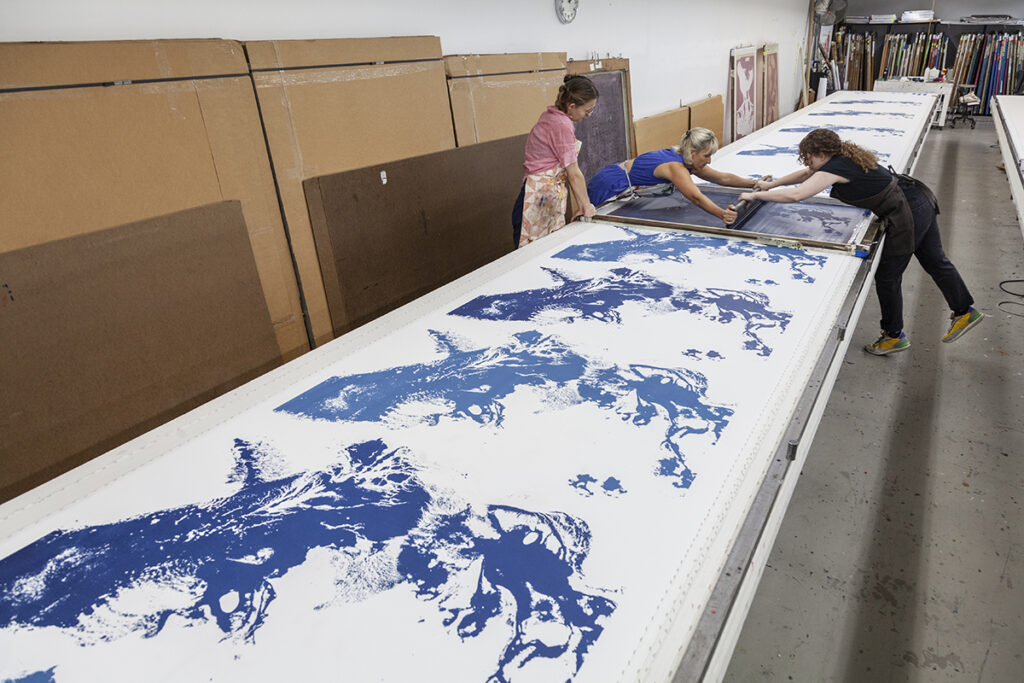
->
[587, 148, 690, 204]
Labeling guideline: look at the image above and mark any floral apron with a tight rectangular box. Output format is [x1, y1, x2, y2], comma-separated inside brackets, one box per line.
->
[518, 140, 582, 248]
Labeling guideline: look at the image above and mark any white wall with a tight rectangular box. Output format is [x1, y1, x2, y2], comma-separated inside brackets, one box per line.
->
[0, 0, 812, 123]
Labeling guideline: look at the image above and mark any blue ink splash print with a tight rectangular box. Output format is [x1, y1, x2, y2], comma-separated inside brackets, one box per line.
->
[9, 669, 56, 683]
[570, 474, 599, 495]
[601, 478, 626, 496]
[828, 97, 924, 105]
[779, 124, 904, 136]
[0, 439, 431, 642]
[553, 227, 828, 283]
[399, 505, 615, 680]
[278, 330, 587, 428]
[808, 109, 914, 118]
[0, 439, 615, 682]
[277, 330, 733, 489]
[578, 364, 733, 488]
[669, 287, 792, 356]
[736, 144, 799, 157]
[682, 348, 723, 360]
[570, 475, 626, 497]
[450, 267, 673, 324]
[450, 268, 791, 354]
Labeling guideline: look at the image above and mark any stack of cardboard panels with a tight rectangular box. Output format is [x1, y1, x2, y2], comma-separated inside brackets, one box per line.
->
[444, 52, 567, 146]
[634, 106, 691, 156]
[0, 40, 302, 500]
[247, 37, 457, 346]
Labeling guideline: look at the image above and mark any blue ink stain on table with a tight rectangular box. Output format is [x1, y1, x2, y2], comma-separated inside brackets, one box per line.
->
[0, 439, 615, 681]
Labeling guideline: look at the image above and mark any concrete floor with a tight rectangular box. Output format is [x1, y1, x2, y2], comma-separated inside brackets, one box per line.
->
[724, 119, 1024, 682]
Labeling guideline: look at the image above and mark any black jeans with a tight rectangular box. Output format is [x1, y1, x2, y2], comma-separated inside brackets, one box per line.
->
[874, 184, 973, 335]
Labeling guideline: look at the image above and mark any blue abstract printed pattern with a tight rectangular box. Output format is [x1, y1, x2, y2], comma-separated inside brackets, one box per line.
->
[552, 227, 828, 283]
[277, 330, 733, 489]
[0, 224, 844, 681]
[449, 267, 791, 356]
[779, 124, 905, 136]
[0, 439, 615, 682]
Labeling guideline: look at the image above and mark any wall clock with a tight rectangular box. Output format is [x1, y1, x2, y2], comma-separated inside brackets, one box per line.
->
[555, 0, 579, 24]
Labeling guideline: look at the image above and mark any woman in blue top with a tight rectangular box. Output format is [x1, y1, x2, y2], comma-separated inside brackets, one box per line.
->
[587, 127, 771, 225]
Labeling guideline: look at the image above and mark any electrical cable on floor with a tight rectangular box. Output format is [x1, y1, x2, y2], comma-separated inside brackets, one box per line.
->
[998, 278, 1024, 317]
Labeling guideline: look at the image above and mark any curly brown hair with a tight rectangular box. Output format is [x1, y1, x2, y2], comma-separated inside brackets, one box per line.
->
[554, 75, 599, 113]
[798, 128, 878, 172]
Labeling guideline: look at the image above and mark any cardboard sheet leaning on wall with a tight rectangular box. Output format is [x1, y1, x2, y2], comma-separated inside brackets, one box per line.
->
[634, 106, 691, 157]
[444, 52, 567, 146]
[689, 94, 725, 147]
[0, 39, 307, 361]
[0, 201, 282, 503]
[247, 37, 457, 347]
[303, 135, 525, 336]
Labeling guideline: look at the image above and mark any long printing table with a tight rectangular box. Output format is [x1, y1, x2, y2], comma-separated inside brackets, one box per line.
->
[0, 91, 935, 683]
[994, 95, 1024, 245]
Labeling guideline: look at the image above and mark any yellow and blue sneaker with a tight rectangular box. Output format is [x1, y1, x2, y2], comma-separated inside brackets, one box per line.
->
[943, 307, 984, 343]
[865, 331, 910, 356]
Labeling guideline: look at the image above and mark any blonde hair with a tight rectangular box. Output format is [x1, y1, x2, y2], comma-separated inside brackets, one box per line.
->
[677, 127, 719, 165]
[798, 128, 878, 172]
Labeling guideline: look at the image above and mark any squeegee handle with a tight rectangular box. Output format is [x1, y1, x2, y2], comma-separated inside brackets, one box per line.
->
[732, 175, 773, 214]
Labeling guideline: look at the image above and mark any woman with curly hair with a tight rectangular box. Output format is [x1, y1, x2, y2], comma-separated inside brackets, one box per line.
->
[586, 127, 771, 226]
[512, 75, 598, 248]
[739, 128, 982, 355]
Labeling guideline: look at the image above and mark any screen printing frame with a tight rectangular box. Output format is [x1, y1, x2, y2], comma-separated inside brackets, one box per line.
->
[591, 92, 940, 260]
[993, 96, 1024, 245]
[668, 92, 937, 682]
[593, 184, 879, 256]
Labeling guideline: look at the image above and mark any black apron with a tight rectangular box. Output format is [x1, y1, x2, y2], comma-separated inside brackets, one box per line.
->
[839, 170, 939, 257]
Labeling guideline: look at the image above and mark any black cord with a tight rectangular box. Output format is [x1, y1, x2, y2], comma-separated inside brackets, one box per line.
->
[998, 279, 1024, 318]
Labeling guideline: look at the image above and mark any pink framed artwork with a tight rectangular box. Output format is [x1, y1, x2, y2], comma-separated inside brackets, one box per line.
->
[731, 46, 757, 140]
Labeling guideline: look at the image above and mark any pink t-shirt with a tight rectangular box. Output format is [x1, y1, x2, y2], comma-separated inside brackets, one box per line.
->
[523, 106, 578, 175]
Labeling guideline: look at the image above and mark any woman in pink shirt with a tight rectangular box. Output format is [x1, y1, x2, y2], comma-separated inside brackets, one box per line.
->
[512, 75, 598, 248]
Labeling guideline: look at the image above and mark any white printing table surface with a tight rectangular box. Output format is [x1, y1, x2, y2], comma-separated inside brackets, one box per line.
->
[994, 95, 1024, 245]
[0, 92, 935, 683]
